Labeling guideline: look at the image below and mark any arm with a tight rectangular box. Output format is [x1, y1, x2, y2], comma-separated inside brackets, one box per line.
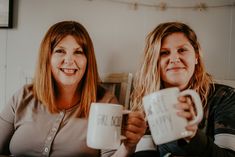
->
[0, 117, 14, 154]
[110, 111, 147, 157]
[101, 143, 136, 157]
[176, 130, 235, 157]
[100, 93, 147, 157]
[0, 96, 16, 154]
[0, 85, 26, 155]
[101, 112, 147, 157]
[160, 85, 235, 156]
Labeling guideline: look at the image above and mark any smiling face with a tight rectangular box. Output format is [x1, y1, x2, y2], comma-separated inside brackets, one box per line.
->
[159, 32, 198, 90]
[51, 35, 87, 89]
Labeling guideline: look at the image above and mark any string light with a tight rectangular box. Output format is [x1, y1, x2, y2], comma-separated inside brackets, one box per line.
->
[130, 2, 138, 10]
[196, 3, 207, 11]
[87, 0, 235, 11]
[159, 2, 167, 11]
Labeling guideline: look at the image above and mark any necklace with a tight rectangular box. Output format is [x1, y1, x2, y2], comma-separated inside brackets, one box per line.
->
[57, 98, 80, 110]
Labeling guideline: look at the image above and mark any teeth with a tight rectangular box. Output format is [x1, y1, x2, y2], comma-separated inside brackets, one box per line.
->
[63, 69, 76, 74]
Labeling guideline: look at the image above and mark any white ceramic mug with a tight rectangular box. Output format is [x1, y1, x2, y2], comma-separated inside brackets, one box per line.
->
[143, 87, 203, 145]
[87, 103, 128, 149]
[135, 135, 157, 152]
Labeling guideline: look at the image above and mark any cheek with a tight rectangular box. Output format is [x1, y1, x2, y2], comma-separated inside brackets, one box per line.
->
[159, 60, 166, 74]
[50, 63, 58, 78]
[187, 58, 196, 71]
[50, 58, 56, 71]
[50, 55, 60, 66]
[50, 56, 61, 75]
[190, 64, 196, 75]
[77, 57, 87, 69]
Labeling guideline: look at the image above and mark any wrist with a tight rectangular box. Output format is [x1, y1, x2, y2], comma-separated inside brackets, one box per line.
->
[124, 143, 136, 154]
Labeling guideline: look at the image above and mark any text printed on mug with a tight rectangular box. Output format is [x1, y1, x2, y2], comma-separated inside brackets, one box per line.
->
[97, 114, 122, 127]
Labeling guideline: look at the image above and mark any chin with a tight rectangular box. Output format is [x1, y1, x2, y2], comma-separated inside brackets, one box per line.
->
[60, 80, 78, 86]
[166, 79, 188, 87]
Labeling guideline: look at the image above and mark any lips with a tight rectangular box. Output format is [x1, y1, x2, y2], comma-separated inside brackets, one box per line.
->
[167, 67, 185, 71]
[60, 68, 78, 74]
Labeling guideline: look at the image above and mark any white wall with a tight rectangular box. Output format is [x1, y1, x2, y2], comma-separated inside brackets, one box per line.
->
[0, 0, 235, 109]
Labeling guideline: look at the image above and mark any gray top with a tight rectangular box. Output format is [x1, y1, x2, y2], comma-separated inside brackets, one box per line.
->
[0, 85, 117, 157]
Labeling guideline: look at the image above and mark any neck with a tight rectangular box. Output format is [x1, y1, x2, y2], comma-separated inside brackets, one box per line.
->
[56, 85, 81, 110]
[163, 82, 188, 91]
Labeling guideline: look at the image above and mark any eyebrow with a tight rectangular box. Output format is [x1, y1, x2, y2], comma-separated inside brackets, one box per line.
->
[160, 43, 191, 51]
[178, 43, 192, 47]
[55, 45, 83, 51]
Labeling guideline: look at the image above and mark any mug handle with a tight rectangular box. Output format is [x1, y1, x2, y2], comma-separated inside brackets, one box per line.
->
[179, 89, 203, 125]
[120, 110, 132, 140]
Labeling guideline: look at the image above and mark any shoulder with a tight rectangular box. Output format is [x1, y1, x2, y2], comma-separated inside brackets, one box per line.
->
[214, 83, 235, 92]
[14, 84, 35, 105]
[209, 84, 235, 99]
[208, 83, 235, 102]
[207, 83, 235, 119]
[208, 83, 235, 126]
[8, 84, 34, 106]
[208, 84, 235, 151]
[1, 84, 35, 123]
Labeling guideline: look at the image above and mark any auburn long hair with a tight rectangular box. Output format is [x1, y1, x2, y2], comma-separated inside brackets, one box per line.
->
[131, 22, 213, 111]
[33, 21, 99, 118]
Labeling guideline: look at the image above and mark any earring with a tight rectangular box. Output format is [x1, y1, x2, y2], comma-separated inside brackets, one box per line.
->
[195, 58, 198, 64]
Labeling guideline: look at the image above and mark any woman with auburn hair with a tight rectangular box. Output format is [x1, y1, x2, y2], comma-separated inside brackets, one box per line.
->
[131, 22, 235, 156]
[0, 21, 146, 157]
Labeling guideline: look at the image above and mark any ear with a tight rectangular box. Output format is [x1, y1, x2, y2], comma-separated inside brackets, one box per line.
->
[195, 53, 199, 65]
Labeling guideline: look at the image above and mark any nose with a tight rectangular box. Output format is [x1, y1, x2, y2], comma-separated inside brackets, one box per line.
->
[169, 54, 180, 64]
[64, 54, 74, 65]
[169, 57, 180, 64]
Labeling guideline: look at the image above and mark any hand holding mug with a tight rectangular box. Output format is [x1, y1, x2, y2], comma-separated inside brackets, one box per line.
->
[176, 96, 199, 141]
[143, 87, 203, 145]
[122, 111, 147, 150]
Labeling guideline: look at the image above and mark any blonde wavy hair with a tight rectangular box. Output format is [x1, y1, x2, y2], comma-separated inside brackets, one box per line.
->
[33, 21, 99, 118]
[131, 22, 213, 111]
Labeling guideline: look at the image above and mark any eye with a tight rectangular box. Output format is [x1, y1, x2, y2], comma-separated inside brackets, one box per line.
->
[74, 50, 84, 54]
[160, 50, 169, 56]
[53, 49, 64, 54]
[178, 48, 187, 53]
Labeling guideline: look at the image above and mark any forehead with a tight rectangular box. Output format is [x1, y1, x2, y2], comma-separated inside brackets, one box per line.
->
[55, 35, 84, 48]
[162, 32, 190, 47]
[58, 35, 77, 44]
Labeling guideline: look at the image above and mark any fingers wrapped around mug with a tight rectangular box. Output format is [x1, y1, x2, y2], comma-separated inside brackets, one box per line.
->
[176, 96, 198, 140]
[122, 111, 147, 149]
[176, 96, 196, 120]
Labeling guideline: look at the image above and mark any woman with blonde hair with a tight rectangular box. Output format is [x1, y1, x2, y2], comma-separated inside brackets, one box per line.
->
[0, 21, 146, 157]
[131, 22, 235, 156]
